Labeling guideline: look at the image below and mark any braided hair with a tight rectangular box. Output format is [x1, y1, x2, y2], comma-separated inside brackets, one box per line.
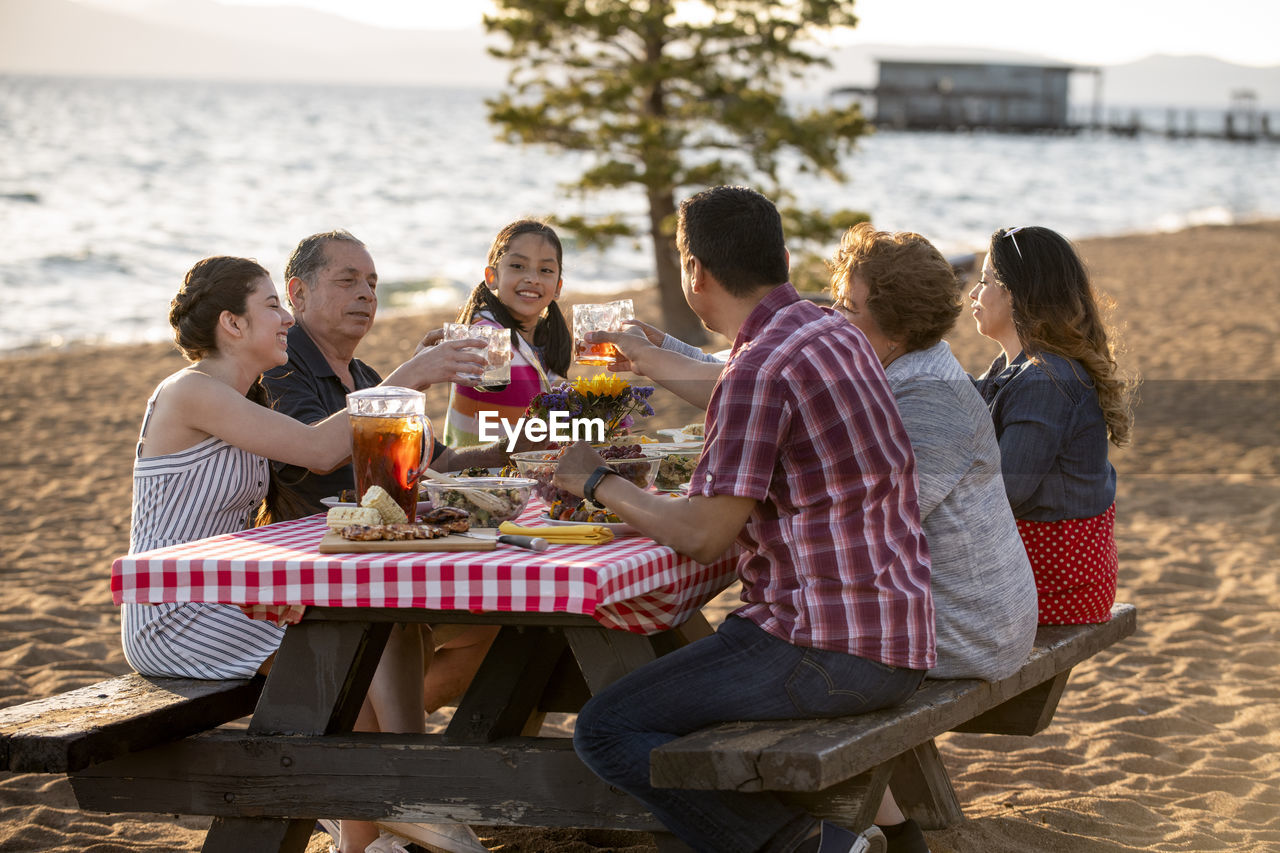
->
[169, 255, 275, 414]
[169, 256, 271, 363]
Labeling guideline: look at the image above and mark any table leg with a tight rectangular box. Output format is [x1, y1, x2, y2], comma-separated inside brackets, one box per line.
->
[562, 624, 664, 695]
[200, 817, 315, 853]
[201, 618, 391, 852]
[445, 625, 566, 743]
[445, 619, 700, 745]
[887, 739, 965, 830]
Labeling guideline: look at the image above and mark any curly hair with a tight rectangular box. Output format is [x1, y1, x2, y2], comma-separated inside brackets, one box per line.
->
[988, 226, 1134, 447]
[828, 222, 962, 353]
[168, 256, 271, 362]
[455, 219, 571, 377]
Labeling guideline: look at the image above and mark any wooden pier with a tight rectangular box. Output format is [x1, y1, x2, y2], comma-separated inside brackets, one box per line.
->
[832, 60, 1278, 143]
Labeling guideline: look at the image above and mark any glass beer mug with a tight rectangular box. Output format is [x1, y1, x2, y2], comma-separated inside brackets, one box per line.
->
[443, 322, 513, 390]
[346, 386, 432, 521]
[572, 298, 635, 367]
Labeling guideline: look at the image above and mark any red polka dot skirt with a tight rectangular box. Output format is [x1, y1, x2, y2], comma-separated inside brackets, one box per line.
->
[1016, 503, 1118, 625]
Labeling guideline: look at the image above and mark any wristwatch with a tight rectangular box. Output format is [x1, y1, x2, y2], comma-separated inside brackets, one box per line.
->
[582, 465, 615, 505]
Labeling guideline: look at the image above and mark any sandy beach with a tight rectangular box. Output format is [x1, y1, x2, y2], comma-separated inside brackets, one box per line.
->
[2, 221, 1278, 852]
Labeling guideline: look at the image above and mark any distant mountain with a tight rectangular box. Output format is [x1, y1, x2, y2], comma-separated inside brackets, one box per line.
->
[2, 0, 1275, 111]
[1103, 54, 1280, 109]
[0, 0, 508, 87]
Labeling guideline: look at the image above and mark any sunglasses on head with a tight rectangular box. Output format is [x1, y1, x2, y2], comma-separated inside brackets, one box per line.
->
[1000, 225, 1028, 259]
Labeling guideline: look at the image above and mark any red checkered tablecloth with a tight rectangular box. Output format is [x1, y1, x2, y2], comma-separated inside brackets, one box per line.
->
[111, 506, 739, 635]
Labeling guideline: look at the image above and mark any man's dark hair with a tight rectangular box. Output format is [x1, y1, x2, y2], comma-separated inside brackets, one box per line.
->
[676, 186, 788, 296]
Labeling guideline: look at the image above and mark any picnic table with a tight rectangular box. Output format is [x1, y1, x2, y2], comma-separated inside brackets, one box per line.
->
[96, 505, 738, 851]
[2, 503, 1137, 853]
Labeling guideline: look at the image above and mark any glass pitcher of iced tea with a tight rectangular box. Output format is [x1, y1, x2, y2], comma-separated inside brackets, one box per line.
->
[346, 386, 432, 521]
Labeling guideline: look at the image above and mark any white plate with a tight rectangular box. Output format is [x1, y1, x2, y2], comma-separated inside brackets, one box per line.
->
[320, 496, 433, 513]
[657, 428, 705, 443]
[540, 514, 638, 535]
[647, 441, 704, 453]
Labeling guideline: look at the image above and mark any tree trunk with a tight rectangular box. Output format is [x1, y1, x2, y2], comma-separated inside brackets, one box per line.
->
[640, 4, 706, 348]
[647, 188, 707, 346]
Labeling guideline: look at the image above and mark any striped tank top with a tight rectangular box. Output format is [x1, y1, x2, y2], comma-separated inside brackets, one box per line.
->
[120, 389, 284, 679]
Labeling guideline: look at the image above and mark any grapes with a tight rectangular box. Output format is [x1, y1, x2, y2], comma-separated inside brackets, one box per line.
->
[597, 445, 655, 488]
[600, 444, 642, 459]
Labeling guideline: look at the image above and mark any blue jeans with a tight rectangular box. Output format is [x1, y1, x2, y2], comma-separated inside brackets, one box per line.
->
[573, 616, 925, 853]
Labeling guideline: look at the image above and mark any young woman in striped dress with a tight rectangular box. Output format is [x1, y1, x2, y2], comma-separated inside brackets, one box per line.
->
[970, 226, 1135, 625]
[443, 219, 572, 447]
[122, 255, 477, 853]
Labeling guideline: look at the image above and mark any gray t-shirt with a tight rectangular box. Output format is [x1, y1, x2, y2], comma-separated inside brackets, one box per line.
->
[885, 342, 1037, 680]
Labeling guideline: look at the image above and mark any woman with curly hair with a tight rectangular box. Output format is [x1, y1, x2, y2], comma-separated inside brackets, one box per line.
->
[970, 225, 1135, 626]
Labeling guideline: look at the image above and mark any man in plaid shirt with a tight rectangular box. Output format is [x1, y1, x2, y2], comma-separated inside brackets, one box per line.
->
[556, 186, 934, 853]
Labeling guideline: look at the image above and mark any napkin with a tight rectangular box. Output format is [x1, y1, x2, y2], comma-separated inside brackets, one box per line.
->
[499, 521, 614, 545]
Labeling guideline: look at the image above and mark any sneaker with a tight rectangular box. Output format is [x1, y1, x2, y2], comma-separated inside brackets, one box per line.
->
[854, 826, 888, 853]
[375, 821, 488, 853]
[816, 821, 888, 853]
[365, 830, 414, 853]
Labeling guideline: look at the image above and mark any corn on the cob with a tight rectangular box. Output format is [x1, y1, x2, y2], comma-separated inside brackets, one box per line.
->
[360, 485, 408, 524]
[325, 506, 382, 529]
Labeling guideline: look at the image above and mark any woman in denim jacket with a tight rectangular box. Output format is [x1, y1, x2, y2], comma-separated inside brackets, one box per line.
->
[970, 226, 1135, 625]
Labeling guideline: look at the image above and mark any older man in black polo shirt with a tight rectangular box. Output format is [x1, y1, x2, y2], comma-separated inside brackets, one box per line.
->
[261, 229, 513, 523]
[261, 232, 521, 791]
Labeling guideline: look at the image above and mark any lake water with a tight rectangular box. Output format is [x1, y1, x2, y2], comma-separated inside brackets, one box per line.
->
[3, 74, 1278, 354]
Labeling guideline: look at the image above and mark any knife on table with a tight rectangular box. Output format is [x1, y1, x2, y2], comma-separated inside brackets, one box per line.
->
[460, 531, 550, 552]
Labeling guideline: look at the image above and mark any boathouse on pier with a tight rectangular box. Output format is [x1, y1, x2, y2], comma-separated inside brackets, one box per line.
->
[835, 60, 1102, 131]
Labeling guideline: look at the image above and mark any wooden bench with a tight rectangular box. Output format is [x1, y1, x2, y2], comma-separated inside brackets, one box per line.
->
[0, 673, 262, 775]
[648, 603, 1137, 847]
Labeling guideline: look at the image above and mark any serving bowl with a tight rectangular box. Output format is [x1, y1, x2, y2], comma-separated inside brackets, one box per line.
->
[649, 442, 703, 491]
[419, 476, 536, 528]
[510, 447, 663, 506]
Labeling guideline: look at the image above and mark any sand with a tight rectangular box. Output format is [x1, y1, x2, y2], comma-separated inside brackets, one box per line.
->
[2, 221, 1278, 852]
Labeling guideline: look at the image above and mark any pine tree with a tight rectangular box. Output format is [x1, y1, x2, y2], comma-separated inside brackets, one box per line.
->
[485, 0, 870, 343]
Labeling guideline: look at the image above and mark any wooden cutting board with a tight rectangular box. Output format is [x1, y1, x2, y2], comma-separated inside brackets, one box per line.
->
[317, 530, 496, 553]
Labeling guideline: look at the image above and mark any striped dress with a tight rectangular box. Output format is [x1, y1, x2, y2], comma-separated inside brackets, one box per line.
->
[443, 312, 562, 447]
[120, 390, 285, 679]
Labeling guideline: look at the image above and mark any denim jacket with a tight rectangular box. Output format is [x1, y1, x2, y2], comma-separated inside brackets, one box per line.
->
[975, 351, 1115, 522]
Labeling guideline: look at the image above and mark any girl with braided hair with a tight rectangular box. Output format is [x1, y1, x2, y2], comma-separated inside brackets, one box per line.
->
[443, 219, 572, 446]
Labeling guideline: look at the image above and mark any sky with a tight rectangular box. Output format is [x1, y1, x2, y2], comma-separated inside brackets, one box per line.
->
[82, 0, 1276, 68]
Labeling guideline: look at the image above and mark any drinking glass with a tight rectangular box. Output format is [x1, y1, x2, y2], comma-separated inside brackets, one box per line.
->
[346, 386, 431, 521]
[443, 323, 513, 387]
[572, 299, 634, 366]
